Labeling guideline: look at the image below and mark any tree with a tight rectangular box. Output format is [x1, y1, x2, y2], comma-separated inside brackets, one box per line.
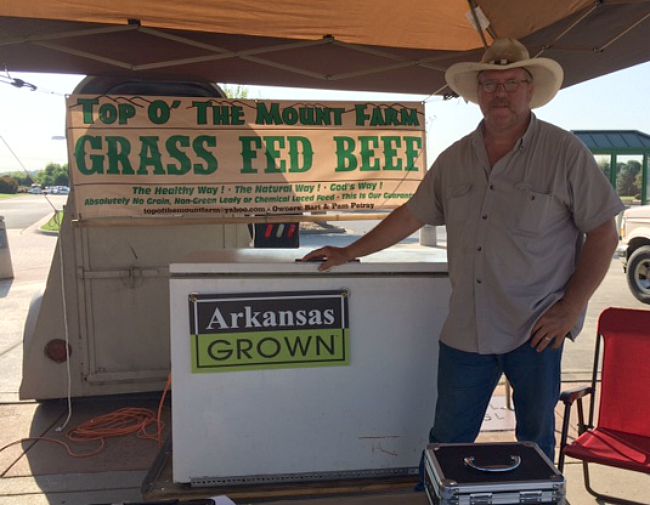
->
[597, 160, 610, 179]
[221, 84, 250, 99]
[616, 160, 641, 198]
[0, 175, 18, 194]
[7, 171, 34, 187]
[35, 163, 69, 188]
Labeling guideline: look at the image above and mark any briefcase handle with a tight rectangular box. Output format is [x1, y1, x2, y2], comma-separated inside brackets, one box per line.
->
[463, 455, 521, 473]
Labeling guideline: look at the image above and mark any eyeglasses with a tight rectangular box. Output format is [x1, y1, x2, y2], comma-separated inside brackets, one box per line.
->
[478, 79, 531, 93]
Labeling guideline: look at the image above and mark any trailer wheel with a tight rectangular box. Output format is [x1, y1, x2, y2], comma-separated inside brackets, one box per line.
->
[627, 245, 650, 304]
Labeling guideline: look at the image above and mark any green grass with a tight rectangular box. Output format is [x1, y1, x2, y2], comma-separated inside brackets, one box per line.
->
[619, 196, 641, 205]
[0, 193, 22, 200]
[41, 210, 64, 233]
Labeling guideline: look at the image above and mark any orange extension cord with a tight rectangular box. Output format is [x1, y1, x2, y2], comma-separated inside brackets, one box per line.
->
[0, 374, 172, 466]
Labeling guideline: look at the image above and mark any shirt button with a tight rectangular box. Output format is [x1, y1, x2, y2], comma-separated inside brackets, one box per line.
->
[476, 279, 482, 284]
[477, 246, 482, 252]
[482, 214, 488, 220]
[489, 184, 494, 190]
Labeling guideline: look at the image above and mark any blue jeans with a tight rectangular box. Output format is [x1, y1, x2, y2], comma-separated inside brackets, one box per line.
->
[430, 340, 563, 460]
[416, 340, 563, 491]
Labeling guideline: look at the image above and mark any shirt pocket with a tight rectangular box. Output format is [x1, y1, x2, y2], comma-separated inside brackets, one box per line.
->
[446, 183, 473, 224]
[514, 182, 566, 236]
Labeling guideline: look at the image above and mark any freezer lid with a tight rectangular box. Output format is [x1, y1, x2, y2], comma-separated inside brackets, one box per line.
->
[170, 247, 448, 275]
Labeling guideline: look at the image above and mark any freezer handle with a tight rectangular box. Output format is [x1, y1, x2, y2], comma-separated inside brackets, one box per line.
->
[463, 455, 521, 473]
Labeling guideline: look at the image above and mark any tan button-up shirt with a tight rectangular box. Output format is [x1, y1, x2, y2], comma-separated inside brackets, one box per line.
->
[408, 115, 624, 354]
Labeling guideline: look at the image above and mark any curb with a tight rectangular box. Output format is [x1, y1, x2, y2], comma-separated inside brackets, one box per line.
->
[31, 211, 62, 236]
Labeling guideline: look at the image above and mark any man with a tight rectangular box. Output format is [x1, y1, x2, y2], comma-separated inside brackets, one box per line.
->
[302, 38, 623, 462]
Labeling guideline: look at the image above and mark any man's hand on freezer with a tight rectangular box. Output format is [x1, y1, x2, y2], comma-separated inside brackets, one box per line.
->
[300, 246, 355, 272]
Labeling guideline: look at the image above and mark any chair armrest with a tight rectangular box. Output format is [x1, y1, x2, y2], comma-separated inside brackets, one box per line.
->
[560, 385, 593, 406]
[558, 385, 594, 472]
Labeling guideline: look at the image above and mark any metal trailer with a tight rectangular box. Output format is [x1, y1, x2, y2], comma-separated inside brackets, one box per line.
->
[19, 77, 253, 400]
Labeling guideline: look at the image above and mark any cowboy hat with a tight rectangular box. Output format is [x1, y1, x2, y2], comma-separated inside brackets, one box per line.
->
[444, 38, 564, 108]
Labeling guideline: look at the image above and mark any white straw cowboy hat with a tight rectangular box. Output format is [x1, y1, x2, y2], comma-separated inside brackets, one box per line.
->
[444, 38, 564, 108]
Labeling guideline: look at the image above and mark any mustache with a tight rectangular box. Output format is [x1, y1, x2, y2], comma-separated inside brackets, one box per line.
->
[489, 99, 511, 107]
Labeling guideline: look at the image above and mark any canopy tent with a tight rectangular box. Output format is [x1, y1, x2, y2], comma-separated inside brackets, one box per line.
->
[0, 0, 649, 95]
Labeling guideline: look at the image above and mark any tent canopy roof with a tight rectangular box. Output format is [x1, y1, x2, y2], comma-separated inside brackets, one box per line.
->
[1, 0, 648, 95]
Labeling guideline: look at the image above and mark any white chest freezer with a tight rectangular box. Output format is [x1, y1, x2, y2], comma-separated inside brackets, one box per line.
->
[169, 247, 450, 486]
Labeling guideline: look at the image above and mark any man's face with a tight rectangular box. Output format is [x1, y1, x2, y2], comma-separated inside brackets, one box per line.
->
[477, 68, 534, 132]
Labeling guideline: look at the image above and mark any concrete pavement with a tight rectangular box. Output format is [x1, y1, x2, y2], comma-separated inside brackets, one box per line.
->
[0, 218, 649, 504]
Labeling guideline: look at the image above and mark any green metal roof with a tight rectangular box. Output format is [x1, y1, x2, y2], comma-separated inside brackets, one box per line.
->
[572, 130, 650, 154]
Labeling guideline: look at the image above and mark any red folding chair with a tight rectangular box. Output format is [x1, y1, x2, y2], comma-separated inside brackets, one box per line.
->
[558, 307, 650, 505]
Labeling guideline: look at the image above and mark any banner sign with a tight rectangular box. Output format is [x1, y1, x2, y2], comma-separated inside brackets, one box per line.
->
[67, 96, 425, 219]
[189, 290, 350, 373]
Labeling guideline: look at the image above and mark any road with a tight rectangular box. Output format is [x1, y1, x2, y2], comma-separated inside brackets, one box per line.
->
[0, 194, 67, 230]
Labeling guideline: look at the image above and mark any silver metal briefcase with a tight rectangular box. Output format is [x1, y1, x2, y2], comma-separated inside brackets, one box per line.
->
[424, 442, 565, 505]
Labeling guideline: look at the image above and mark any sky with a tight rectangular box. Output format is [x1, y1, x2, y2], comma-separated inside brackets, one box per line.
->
[0, 60, 649, 173]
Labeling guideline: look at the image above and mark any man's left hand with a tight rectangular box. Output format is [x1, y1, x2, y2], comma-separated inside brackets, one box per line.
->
[530, 300, 580, 352]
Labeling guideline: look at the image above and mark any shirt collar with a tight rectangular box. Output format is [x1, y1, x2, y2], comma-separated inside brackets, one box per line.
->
[470, 112, 538, 152]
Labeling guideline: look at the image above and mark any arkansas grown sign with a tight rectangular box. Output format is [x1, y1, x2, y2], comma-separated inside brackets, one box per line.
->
[189, 290, 349, 372]
[66, 96, 425, 219]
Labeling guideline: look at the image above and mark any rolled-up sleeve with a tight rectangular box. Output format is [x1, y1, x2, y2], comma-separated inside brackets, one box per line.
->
[407, 158, 446, 226]
[566, 137, 624, 232]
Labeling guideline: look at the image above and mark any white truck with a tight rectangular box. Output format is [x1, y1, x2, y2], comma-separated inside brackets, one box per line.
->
[617, 204, 650, 304]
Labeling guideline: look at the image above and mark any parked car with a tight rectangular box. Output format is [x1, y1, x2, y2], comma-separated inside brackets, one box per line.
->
[47, 185, 70, 195]
[617, 204, 650, 303]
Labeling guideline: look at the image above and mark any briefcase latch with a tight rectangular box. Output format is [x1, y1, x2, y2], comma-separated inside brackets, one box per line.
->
[469, 493, 492, 505]
[520, 490, 543, 503]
